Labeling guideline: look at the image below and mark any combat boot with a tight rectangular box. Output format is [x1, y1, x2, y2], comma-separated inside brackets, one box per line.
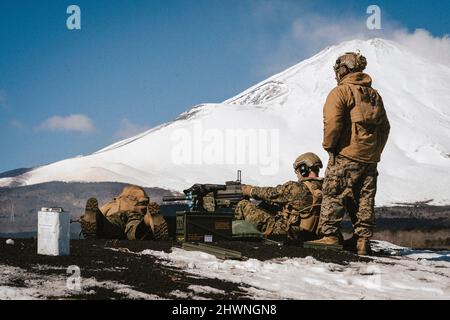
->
[80, 198, 101, 239]
[343, 233, 358, 252]
[356, 238, 372, 256]
[303, 236, 343, 250]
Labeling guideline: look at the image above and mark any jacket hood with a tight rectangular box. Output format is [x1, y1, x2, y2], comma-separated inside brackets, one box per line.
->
[339, 72, 372, 87]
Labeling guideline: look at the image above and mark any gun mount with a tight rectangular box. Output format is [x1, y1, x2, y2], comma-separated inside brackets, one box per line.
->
[162, 171, 244, 242]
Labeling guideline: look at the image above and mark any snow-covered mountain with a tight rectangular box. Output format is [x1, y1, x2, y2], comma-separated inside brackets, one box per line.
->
[2, 38, 450, 206]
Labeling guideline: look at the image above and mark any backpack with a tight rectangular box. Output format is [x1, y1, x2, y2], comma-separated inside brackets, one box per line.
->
[100, 185, 149, 217]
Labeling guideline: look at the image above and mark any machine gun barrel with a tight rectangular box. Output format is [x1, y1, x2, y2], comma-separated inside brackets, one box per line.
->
[162, 170, 243, 210]
[163, 195, 189, 202]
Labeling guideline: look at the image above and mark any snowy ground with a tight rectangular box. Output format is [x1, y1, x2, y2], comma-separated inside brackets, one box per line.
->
[139, 241, 450, 300]
[0, 264, 161, 300]
[1, 240, 449, 300]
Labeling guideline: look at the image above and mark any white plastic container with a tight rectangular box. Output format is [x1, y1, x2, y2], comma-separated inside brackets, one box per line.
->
[37, 207, 70, 256]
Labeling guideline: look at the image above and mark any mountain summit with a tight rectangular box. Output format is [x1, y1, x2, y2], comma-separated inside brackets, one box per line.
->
[2, 38, 450, 205]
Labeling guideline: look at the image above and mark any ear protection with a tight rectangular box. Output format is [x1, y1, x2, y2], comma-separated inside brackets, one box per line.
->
[298, 164, 311, 177]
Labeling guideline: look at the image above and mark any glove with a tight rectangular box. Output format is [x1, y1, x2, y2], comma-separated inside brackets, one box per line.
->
[146, 202, 161, 216]
[144, 202, 161, 230]
[241, 184, 253, 198]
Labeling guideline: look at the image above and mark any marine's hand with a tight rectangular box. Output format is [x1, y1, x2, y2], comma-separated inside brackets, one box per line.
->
[241, 184, 253, 198]
[147, 202, 161, 215]
[143, 212, 154, 230]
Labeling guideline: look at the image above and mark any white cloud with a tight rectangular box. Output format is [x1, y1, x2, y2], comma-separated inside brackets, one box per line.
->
[254, 6, 450, 75]
[260, 14, 390, 74]
[114, 118, 150, 140]
[392, 29, 450, 67]
[36, 114, 95, 134]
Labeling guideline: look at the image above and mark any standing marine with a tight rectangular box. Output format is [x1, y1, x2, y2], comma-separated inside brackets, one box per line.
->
[79, 185, 169, 240]
[307, 52, 390, 255]
[235, 152, 323, 241]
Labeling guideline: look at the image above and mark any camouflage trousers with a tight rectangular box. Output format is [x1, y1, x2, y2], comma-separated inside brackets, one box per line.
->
[318, 155, 378, 239]
[235, 200, 289, 236]
[99, 211, 151, 241]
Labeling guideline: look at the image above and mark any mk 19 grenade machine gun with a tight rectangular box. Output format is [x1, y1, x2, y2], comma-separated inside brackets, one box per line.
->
[162, 171, 244, 242]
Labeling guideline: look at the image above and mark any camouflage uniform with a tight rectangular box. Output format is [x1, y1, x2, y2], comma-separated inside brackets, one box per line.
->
[80, 186, 168, 240]
[235, 200, 289, 236]
[235, 178, 322, 239]
[309, 53, 389, 255]
[319, 68, 389, 241]
[97, 210, 145, 240]
[98, 202, 162, 240]
[318, 155, 378, 238]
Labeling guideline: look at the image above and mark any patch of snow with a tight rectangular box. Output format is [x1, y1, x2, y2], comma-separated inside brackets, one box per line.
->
[370, 240, 409, 255]
[96, 280, 162, 300]
[0, 264, 161, 300]
[187, 285, 226, 296]
[169, 289, 191, 299]
[372, 240, 450, 265]
[0, 286, 38, 300]
[0, 265, 72, 300]
[141, 244, 450, 300]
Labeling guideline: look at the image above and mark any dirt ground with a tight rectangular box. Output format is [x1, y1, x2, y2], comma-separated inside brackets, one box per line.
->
[0, 238, 371, 300]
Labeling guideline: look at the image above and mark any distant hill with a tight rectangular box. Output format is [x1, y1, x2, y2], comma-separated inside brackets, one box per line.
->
[0, 181, 176, 233]
[0, 168, 34, 179]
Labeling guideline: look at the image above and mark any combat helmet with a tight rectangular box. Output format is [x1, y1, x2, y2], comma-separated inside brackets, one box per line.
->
[115, 185, 150, 214]
[334, 52, 367, 81]
[293, 152, 323, 176]
[119, 185, 149, 202]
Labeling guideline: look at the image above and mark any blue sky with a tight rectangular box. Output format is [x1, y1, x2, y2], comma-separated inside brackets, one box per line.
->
[0, 0, 449, 172]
